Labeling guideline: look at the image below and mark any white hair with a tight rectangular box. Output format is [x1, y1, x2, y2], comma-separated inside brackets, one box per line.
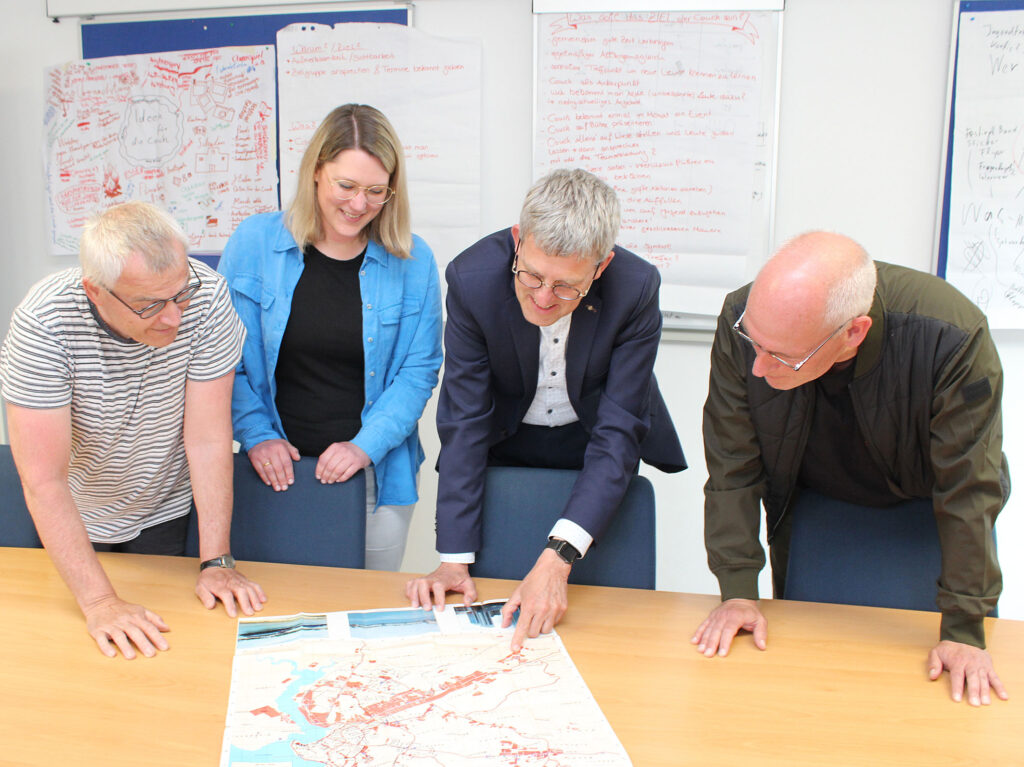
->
[79, 200, 188, 288]
[519, 168, 620, 263]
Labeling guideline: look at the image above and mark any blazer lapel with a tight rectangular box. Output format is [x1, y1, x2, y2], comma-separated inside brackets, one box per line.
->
[505, 291, 540, 401]
[566, 292, 601, 399]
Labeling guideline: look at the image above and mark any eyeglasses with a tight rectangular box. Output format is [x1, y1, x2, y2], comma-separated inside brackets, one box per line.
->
[328, 178, 394, 206]
[732, 308, 851, 371]
[106, 262, 202, 319]
[511, 249, 600, 301]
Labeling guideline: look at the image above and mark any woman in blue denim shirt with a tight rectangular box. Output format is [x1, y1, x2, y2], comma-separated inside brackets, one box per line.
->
[219, 104, 442, 570]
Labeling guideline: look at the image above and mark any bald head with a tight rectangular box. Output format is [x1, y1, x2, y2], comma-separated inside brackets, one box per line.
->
[739, 232, 876, 388]
[750, 232, 876, 336]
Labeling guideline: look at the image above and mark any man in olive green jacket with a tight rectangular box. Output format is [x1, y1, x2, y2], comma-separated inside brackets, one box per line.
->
[693, 231, 1009, 707]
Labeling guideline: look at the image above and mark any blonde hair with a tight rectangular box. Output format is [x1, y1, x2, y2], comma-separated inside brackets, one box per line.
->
[286, 104, 412, 260]
[79, 200, 188, 288]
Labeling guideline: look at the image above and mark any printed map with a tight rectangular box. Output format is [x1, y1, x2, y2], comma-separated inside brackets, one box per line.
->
[221, 604, 631, 766]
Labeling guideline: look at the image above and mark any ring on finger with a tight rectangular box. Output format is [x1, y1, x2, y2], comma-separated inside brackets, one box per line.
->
[262, 461, 271, 467]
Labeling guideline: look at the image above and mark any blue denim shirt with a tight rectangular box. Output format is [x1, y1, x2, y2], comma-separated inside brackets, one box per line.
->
[219, 212, 442, 507]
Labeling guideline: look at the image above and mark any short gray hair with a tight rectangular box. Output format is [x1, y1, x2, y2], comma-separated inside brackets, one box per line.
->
[79, 200, 188, 288]
[823, 241, 877, 326]
[519, 168, 620, 263]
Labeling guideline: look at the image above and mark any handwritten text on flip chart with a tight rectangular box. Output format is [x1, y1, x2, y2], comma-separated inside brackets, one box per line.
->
[535, 12, 779, 305]
[946, 10, 1024, 328]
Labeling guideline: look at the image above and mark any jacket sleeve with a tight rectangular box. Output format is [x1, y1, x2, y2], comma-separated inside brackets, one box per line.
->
[218, 221, 285, 452]
[930, 317, 1006, 648]
[351, 243, 443, 464]
[559, 268, 665, 542]
[702, 296, 769, 601]
[434, 262, 498, 554]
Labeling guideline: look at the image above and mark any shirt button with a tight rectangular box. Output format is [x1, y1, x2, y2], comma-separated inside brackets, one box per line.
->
[360, 270, 366, 276]
[366, 303, 372, 309]
[551, 371, 557, 377]
[367, 337, 373, 342]
[369, 371, 375, 377]
[547, 409, 553, 414]
[368, 400, 374, 405]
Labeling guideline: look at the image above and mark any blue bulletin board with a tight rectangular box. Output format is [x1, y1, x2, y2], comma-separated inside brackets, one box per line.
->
[81, 8, 409, 58]
[936, 0, 1024, 329]
[75, 6, 410, 265]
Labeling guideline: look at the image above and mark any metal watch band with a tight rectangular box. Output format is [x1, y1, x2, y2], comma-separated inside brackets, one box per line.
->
[199, 554, 236, 571]
[545, 537, 581, 565]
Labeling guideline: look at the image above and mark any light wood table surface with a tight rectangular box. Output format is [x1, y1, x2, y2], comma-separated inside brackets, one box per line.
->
[0, 546, 1021, 766]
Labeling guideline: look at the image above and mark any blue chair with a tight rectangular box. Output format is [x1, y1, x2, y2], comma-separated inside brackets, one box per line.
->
[784, 488, 946, 612]
[0, 444, 41, 548]
[186, 453, 366, 568]
[469, 466, 657, 589]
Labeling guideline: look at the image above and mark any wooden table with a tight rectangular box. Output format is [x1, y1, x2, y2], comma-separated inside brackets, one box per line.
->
[0, 547, 1020, 766]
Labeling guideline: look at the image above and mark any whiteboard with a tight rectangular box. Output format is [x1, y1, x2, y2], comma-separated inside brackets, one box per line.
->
[936, 0, 1024, 330]
[533, 10, 782, 326]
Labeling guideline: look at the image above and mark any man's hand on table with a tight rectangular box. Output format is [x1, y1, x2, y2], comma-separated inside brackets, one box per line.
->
[406, 562, 479, 609]
[83, 594, 170, 659]
[691, 598, 768, 657]
[501, 548, 570, 652]
[195, 567, 267, 617]
[928, 640, 1009, 706]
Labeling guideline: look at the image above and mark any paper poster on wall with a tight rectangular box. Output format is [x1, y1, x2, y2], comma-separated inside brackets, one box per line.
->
[535, 12, 780, 318]
[941, 8, 1024, 329]
[277, 23, 481, 267]
[43, 46, 278, 255]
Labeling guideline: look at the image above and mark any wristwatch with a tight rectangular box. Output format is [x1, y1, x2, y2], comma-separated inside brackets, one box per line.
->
[200, 554, 237, 571]
[545, 537, 581, 565]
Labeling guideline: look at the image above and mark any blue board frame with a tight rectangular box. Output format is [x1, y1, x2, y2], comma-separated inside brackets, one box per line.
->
[81, 8, 408, 58]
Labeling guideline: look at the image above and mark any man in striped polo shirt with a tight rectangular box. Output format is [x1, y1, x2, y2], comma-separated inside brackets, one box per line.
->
[0, 201, 266, 659]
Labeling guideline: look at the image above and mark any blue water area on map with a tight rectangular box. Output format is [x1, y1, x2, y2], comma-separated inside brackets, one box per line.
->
[237, 615, 329, 650]
[347, 608, 439, 639]
[229, 658, 331, 765]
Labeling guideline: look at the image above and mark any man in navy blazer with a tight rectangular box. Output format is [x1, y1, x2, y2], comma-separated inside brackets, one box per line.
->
[406, 169, 685, 648]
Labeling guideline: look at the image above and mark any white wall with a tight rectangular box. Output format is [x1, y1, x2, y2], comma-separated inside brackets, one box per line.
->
[3, 0, 1021, 620]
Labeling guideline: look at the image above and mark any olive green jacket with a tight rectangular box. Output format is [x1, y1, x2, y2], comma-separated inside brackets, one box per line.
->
[703, 262, 1008, 647]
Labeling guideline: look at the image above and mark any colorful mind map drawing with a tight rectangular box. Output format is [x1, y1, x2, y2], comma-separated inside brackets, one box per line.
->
[44, 46, 278, 255]
[221, 606, 632, 766]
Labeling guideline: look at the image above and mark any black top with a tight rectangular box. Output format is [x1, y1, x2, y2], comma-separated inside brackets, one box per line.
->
[275, 245, 365, 456]
[798, 359, 904, 508]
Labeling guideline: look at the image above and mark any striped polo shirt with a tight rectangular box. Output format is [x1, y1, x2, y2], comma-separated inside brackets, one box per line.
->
[0, 258, 245, 543]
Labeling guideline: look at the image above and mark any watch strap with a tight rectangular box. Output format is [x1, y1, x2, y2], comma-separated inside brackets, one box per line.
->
[199, 554, 236, 571]
[545, 537, 581, 565]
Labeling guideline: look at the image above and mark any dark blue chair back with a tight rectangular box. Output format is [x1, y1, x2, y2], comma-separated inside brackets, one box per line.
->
[0, 444, 41, 548]
[784, 488, 943, 611]
[469, 466, 656, 589]
[186, 453, 366, 568]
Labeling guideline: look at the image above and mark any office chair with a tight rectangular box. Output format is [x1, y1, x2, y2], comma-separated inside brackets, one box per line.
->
[469, 466, 657, 589]
[0, 444, 41, 548]
[185, 453, 366, 568]
[783, 488, 950, 612]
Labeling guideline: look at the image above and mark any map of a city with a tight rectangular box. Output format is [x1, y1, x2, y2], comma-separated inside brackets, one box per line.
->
[221, 604, 632, 766]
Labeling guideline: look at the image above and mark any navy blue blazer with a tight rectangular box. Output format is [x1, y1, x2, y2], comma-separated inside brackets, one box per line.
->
[436, 228, 686, 554]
